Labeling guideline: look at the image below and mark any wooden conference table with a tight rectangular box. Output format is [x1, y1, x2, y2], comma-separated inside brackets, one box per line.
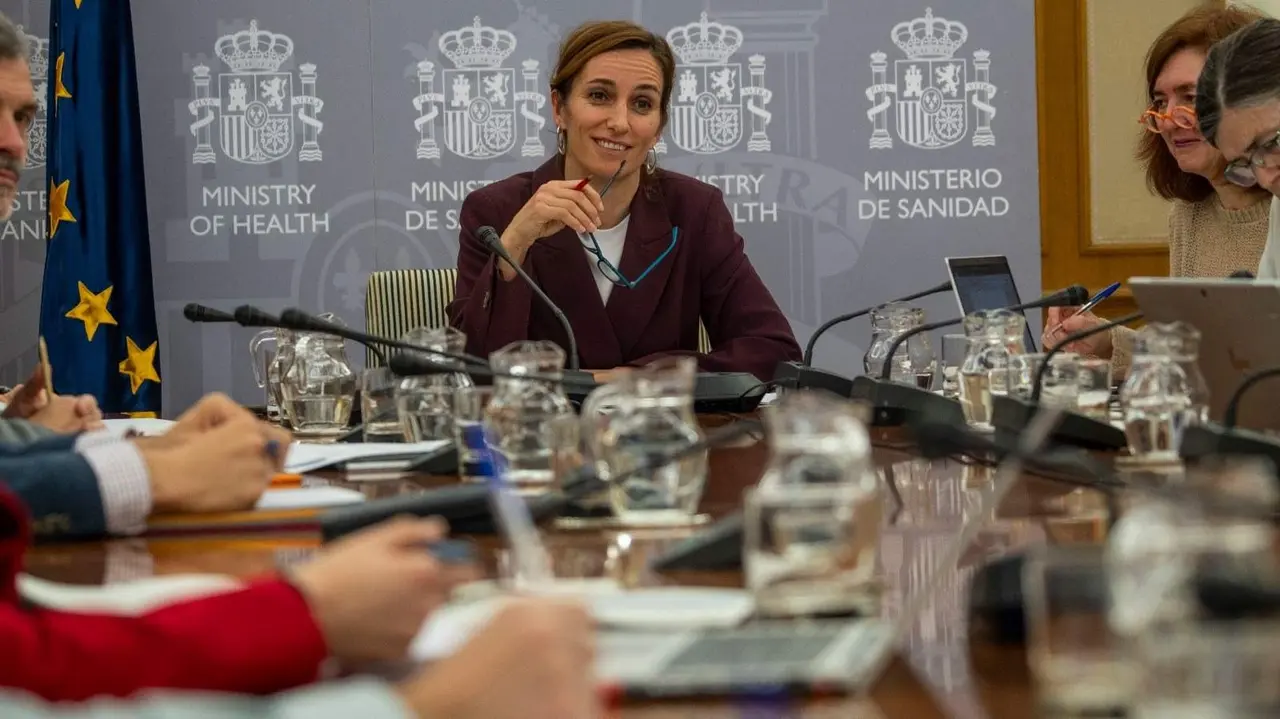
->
[22, 415, 1110, 718]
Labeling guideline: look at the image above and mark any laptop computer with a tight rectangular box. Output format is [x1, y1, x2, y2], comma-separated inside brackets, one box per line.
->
[945, 255, 1039, 352]
[1129, 277, 1280, 430]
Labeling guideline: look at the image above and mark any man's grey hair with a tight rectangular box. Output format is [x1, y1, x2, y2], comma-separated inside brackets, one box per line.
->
[0, 13, 27, 63]
[1197, 17, 1280, 147]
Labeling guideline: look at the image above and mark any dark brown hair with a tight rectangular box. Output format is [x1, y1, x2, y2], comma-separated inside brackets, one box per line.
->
[1139, 5, 1263, 202]
[550, 20, 677, 141]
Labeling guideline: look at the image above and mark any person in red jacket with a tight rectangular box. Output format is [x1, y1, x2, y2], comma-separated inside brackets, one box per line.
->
[0, 480, 470, 701]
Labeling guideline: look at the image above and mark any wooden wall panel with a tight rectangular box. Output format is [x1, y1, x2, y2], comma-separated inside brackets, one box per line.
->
[1037, 0, 1170, 321]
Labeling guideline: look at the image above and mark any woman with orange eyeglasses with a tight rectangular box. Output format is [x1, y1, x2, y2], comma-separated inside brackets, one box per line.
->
[1043, 5, 1269, 377]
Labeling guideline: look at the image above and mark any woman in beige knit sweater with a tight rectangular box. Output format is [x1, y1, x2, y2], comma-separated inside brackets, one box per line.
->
[1043, 6, 1270, 377]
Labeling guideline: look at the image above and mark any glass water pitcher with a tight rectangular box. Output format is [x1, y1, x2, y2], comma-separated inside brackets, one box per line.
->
[279, 315, 357, 435]
[863, 302, 935, 387]
[1153, 321, 1209, 423]
[484, 340, 578, 486]
[745, 391, 883, 617]
[396, 326, 474, 443]
[958, 309, 1020, 431]
[1120, 325, 1193, 463]
[250, 328, 294, 424]
[580, 356, 707, 523]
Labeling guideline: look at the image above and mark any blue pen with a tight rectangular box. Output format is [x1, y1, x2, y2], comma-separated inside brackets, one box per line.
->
[1074, 281, 1121, 316]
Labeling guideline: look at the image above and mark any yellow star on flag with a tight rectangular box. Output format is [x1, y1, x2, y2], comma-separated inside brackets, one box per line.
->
[75, 0, 83, 8]
[64, 281, 117, 341]
[53, 52, 71, 103]
[48, 178, 76, 239]
[119, 337, 160, 394]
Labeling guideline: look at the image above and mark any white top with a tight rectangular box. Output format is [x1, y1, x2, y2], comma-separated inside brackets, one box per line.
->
[1262, 196, 1280, 280]
[581, 215, 629, 304]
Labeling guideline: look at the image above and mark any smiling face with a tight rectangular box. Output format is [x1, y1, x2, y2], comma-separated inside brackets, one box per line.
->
[0, 57, 33, 220]
[552, 48, 665, 184]
[1152, 47, 1223, 179]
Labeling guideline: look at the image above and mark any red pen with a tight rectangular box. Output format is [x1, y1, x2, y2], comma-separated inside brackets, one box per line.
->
[573, 177, 591, 191]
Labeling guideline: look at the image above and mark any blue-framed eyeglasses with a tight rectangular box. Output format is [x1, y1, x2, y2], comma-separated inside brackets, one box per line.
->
[582, 226, 679, 289]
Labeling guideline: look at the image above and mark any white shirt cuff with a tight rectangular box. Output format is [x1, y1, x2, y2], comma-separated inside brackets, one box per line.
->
[74, 428, 123, 452]
[81, 441, 153, 535]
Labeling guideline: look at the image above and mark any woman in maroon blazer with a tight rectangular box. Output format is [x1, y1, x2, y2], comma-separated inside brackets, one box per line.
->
[448, 20, 801, 382]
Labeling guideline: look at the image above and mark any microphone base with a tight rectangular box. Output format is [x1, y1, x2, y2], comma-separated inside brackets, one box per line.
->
[991, 394, 1127, 451]
[771, 361, 855, 398]
[1180, 422, 1280, 468]
[849, 376, 965, 427]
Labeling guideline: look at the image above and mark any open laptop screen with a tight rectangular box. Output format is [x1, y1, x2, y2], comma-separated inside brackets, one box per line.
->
[946, 255, 1039, 352]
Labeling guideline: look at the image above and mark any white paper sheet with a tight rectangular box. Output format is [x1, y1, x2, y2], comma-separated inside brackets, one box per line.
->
[101, 417, 176, 437]
[412, 587, 754, 661]
[255, 486, 366, 510]
[283, 440, 451, 473]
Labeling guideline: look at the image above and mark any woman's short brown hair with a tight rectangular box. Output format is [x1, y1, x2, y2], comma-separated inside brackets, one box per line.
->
[1139, 5, 1264, 202]
[550, 20, 677, 134]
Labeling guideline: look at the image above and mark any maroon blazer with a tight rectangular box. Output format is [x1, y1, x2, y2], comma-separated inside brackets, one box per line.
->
[448, 157, 801, 381]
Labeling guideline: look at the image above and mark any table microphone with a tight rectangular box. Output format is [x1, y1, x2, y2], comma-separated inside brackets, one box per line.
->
[987, 312, 1143, 452]
[260, 308, 388, 366]
[1181, 365, 1280, 468]
[183, 303, 236, 323]
[232, 305, 281, 328]
[389, 350, 593, 391]
[848, 285, 1090, 427]
[318, 416, 763, 540]
[476, 225, 580, 371]
[772, 279, 952, 397]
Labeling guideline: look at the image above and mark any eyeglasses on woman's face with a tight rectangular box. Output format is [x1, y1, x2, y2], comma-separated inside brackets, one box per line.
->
[1223, 128, 1280, 188]
[1138, 103, 1197, 133]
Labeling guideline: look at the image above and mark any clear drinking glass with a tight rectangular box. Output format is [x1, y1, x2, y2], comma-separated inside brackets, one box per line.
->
[360, 367, 403, 441]
[1076, 358, 1113, 420]
[1023, 545, 1139, 715]
[938, 333, 969, 399]
[453, 384, 495, 480]
[1007, 352, 1046, 400]
[397, 383, 455, 443]
[1040, 353, 1081, 409]
[1133, 621, 1280, 718]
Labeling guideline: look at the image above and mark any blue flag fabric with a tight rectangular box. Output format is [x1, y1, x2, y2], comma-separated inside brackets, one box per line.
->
[38, 0, 161, 416]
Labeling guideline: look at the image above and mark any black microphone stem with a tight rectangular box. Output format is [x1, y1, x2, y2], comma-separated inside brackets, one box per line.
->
[878, 316, 963, 381]
[802, 280, 952, 366]
[478, 226, 581, 371]
[1224, 366, 1280, 428]
[1031, 312, 1142, 403]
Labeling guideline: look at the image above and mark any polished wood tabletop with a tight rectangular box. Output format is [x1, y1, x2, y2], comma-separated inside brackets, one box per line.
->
[23, 418, 1109, 718]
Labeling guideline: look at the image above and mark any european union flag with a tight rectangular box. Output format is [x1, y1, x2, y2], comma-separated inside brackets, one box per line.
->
[38, 0, 161, 416]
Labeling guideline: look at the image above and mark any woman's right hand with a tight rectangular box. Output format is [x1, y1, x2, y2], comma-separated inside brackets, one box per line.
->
[1043, 306, 1113, 358]
[501, 180, 605, 254]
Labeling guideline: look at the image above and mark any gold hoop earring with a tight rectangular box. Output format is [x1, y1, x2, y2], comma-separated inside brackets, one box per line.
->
[557, 129, 566, 155]
[644, 147, 658, 173]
